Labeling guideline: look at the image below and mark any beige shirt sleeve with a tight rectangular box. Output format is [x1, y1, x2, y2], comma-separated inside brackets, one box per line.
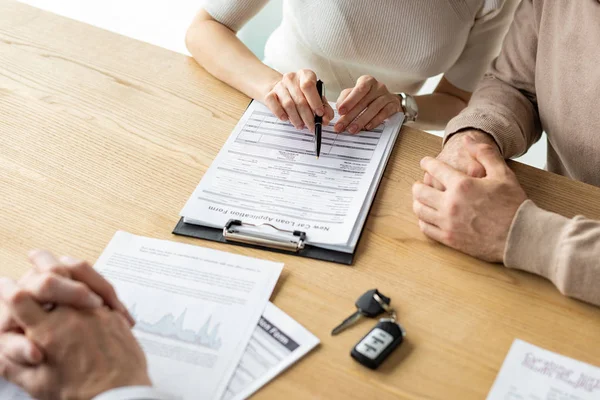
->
[202, 0, 270, 32]
[443, 0, 520, 92]
[506, 201, 600, 307]
[444, 0, 542, 157]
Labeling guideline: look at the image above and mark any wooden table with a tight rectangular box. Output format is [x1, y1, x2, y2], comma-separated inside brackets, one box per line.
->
[2, 1, 600, 399]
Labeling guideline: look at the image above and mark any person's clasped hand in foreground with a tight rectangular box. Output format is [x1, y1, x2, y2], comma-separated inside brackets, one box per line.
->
[0, 251, 164, 400]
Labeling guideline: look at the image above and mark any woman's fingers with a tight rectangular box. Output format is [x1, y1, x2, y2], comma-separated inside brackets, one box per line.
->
[322, 96, 335, 126]
[276, 86, 303, 130]
[285, 80, 314, 132]
[335, 77, 382, 133]
[297, 69, 323, 117]
[266, 70, 331, 131]
[337, 75, 377, 115]
[336, 88, 352, 107]
[352, 96, 391, 132]
[263, 90, 288, 121]
[364, 101, 401, 131]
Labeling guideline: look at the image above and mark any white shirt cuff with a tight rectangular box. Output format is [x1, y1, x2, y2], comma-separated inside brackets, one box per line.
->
[92, 386, 174, 400]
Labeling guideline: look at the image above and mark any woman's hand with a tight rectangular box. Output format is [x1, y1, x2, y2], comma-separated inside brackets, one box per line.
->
[263, 69, 334, 132]
[335, 75, 402, 134]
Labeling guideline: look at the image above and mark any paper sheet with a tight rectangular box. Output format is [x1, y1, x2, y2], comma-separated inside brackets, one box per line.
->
[181, 101, 403, 249]
[487, 339, 600, 400]
[0, 232, 283, 400]
[223, 302, 320, 400]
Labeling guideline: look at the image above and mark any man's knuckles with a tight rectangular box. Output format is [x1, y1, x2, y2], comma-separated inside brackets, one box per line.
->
[0, 283, 32, 308]
[449, 176, 474, 194]
[35, 273, 61, 296]
[467, 162, 486, 178]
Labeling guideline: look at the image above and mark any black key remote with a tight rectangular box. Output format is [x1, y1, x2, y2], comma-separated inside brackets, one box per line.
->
[351, 318, 406, 369]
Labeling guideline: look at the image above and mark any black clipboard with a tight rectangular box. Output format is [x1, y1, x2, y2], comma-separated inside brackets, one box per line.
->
[172, 100, 401, 265]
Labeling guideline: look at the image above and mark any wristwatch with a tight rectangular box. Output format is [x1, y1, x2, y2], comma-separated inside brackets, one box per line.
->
[397, 92, 419, 122]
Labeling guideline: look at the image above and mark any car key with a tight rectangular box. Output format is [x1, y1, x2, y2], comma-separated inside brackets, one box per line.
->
[351, 314, 406, 369]
[331, 289, 391, 336]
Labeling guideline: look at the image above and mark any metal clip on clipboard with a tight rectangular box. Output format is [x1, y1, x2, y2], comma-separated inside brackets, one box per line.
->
[223, 219, 306, 253]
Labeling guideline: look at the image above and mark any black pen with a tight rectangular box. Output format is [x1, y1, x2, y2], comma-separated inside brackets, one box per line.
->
[315, 79, 324, 159]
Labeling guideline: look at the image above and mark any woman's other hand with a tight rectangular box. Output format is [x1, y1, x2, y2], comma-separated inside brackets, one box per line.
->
[335, 75, 402, 134]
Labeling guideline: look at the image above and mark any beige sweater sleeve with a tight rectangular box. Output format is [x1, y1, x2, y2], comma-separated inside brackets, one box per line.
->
[444, 1, 600, 306]
[506, 201, 600, 306]
[444, 0, 542, 158]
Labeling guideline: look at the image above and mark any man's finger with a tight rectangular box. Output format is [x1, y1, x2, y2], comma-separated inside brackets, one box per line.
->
[413, 200, 439, 226]
[28, 250, 70, 278]
[423, 172, 445, 191]
[59, 257, 135, 326]
[420, 157, 466, 187]
[412, 182, 443, 210]
[465, 138, 507, 177]
[21, 272, 103, 310]
[0, 279, 45, 329]
[0, 332, 43, 365]
[0, 307, 18, 332]
[418, 220, 449, 246]
[0, 354, 42, 397]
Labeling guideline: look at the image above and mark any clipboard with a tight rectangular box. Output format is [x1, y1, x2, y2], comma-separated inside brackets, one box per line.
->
[172, 218, 355, 265]
[172, 100, 402, 265]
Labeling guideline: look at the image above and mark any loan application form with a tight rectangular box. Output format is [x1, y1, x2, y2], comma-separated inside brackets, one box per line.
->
[181, 101, 404, 252]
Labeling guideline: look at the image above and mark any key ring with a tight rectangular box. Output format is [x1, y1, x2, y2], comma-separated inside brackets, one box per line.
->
[373, 292, 392, 313]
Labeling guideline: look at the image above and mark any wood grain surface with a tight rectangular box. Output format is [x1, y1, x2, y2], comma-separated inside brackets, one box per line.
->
[1, 1, 599, 399]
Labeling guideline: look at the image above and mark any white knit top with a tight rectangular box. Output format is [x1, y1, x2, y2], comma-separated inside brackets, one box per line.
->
[203, 0, 518, 98]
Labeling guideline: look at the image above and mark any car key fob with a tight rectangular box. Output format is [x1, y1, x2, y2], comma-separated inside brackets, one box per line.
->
[351, 318, 406, 369]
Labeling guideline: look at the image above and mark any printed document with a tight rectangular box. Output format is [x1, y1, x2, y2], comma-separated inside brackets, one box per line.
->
[223, 302, 320, 400]
[180, 101, 404, 252]
[0, 231, 283, 400]
[487, 339, 600, 400]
